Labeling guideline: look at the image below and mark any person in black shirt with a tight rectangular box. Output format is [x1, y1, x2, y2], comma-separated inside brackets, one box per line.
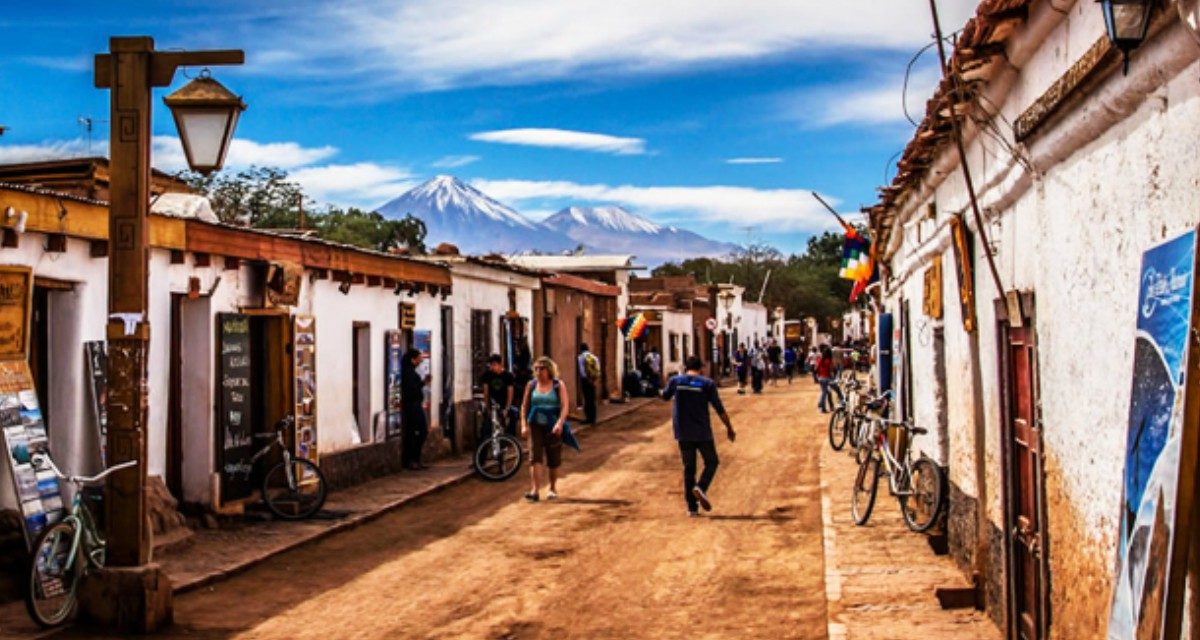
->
[480, 354, 516, 437]
[400, 348, 428, 470]
[661, 356, 736, 517]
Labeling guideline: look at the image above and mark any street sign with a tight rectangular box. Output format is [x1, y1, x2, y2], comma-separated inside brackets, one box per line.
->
[705, 317, 717, 331]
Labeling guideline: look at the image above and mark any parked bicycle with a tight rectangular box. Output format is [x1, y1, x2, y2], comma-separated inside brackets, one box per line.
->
[246, 416, 327, 520]
[24, 454, 136, 627]
[827, 374, 868, 451]
[473, 399, 524, 481]
[850, 412, 945, 533]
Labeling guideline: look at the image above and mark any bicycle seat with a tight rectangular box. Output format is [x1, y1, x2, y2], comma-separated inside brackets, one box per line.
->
[865, 397, 889, 411]
[910, 426, 928, 435]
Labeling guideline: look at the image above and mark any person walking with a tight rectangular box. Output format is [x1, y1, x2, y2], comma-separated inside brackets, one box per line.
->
[807, 347, 820, 383]
[733, 343, 749, 395]
[480, 354, 516, 437]
[644, 346, 663, 391]
[783, 344, 797, 384]
[661, 356, 736, 517]
[766, 340, 783, 387]
[521, 356, 571, 502]
[577, 343, 600, 425]
[400, 348, 429, 470]
[816, 344, 844, 413]
[750, 342, 766, 394]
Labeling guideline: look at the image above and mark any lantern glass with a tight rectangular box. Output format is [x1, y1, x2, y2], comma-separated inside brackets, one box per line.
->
[1102, 0, 1153, 49]
[173, 108, 239, 173]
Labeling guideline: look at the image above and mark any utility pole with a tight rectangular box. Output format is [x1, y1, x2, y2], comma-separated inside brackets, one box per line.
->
[90, 36, 242, 633]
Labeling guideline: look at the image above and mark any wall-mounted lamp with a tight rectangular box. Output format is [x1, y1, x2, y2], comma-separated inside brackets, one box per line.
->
[338, 280, 351, 295]
[4, 207, 28, 234]
[393, 282, 405, 296]
[1098, 0, 1155, 74]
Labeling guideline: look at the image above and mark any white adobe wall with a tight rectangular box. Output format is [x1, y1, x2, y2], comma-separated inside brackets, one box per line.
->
[882, 5, 1200, 632]
[659, 309, 693, 376]
[741, 303, 769, 347]
[445, 267, 536, 405]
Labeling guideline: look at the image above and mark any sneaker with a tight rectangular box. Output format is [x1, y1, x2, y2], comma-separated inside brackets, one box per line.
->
[688, 510, 699, 518]
[524, 492, 539, 503]
[547, 490, 558, 500]
[692, 487, 713, 512]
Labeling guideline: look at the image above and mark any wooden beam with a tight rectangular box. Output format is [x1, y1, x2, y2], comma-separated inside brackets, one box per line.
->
[193, 252, 210, 267]
[223, 256, 240, 271]
[90, 239, 109, 258]
[3, 229, 18, 249]
[45, 234, 67, 253]
[170, 250, 185, 264]
[1015, 36, 1116, 142]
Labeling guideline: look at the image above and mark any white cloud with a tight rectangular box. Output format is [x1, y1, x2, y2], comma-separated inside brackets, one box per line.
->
[726, 157, 783, 165]
[794, 66, 942, 129]
[0, 139, 93, 164]
[150, 136, 338, 172]
[431, 154, 481, 169]
[290, 163, 416, 209]
[469, 128, 646, 155]
[471, 178, 847, 233]
[255, 0, 979, 90]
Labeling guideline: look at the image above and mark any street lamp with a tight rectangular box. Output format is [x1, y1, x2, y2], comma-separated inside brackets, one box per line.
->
[163, 72, 246, 175]
[1098, 0, 1155, 73]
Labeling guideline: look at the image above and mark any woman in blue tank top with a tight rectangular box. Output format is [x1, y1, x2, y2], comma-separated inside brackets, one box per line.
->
[520, 356, 570, 502]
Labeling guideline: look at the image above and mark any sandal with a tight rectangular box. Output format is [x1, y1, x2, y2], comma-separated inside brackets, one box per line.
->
[524, 492, 539, 503]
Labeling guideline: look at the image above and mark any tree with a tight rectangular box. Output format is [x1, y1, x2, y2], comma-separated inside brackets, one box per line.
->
[316, 207, 427, 253]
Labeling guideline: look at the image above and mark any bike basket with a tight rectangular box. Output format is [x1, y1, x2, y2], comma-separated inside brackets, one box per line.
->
[81, 485, 106, 529]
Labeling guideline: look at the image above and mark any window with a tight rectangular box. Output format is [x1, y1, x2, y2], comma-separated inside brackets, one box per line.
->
[682, 334, 690, 362]
[669, 332, 680, 362]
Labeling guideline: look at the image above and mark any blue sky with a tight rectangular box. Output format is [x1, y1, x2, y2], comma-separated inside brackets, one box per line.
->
[0, 0, 976, 254]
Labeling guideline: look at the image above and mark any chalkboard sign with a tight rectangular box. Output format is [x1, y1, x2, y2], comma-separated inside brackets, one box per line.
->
[217, 313, 254, 501]
[83, 341, 107, 467]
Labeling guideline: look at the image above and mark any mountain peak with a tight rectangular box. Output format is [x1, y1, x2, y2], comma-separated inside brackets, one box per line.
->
[385, 175, 536, 230]
[547, 205, 661, 234]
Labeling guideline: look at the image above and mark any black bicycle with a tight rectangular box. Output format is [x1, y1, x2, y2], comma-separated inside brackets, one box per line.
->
[473, 400, 524, 482]
[245, 416, 327, 519]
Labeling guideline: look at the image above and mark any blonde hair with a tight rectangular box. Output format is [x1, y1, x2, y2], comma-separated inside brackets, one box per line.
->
[533, 356, 559, 379]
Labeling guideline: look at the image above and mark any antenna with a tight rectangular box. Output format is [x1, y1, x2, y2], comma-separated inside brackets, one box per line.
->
[77, 116, 108, 155]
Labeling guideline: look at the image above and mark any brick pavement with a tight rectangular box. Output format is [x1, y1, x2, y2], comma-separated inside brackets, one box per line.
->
[819, 432, 1000, 640]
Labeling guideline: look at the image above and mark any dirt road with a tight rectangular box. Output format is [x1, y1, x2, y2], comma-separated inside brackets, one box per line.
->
[60, 382, 829, 640]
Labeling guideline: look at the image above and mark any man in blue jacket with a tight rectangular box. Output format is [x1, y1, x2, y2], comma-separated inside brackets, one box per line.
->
[661, 356, 737, 517]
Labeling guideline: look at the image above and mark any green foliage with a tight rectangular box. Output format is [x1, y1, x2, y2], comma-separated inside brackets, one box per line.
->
[180, 165, 426, 253]
[653, 231, 856, 324]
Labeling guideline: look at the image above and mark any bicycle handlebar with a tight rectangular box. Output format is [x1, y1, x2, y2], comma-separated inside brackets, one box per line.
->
[31, 454, 136, 486]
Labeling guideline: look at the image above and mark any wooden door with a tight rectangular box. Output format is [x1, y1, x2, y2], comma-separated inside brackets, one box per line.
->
[167, 294, 183, 500]
[1003, 320, 1048, 640]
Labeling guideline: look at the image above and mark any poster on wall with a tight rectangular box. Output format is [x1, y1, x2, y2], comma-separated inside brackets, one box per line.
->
[217, 313, 254, 502]
[83, 341, 107, 467]
[385, 330, 404, 441]
[0, 360, 64, 549]
[293, 315, 318, 469]
[0, 267, 32, 359]
[1108, 229, 1200, 640]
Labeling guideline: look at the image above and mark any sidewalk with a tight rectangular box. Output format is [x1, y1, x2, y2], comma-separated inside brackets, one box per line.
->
[819, 441, 1000, 639]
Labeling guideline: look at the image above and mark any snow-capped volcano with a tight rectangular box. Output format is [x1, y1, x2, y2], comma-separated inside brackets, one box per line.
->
[376, 176, 575, 254]
[543, 205, 740, 265]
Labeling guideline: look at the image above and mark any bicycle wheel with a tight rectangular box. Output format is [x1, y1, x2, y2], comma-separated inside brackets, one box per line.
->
[900, 457, 945, 533]
[828, 408, 848, 451]
[263, 458, 327, 520]
[26, 521, 82, 628]
[474, 435, 524, 482]
[851, 455, 880, 526]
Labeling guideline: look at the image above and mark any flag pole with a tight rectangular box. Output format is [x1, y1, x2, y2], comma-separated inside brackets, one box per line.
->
[811, 192, 853, 232]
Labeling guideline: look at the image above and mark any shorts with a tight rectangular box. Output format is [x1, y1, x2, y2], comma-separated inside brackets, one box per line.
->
[529, 425, 563, 468]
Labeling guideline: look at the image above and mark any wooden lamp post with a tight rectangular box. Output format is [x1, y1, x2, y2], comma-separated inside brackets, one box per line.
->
[90, 36, 243, 632]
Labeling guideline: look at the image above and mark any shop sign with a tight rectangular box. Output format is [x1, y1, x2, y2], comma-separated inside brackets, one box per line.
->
[922, 255, 943, 319]
[0, 266, 32, 358]
[293, 315, 318, 469]
[217, 313, 253, 501]
[400, 303, 417, 330]
[949, 216, 976, 333]
[1108, 228, 1200, 639]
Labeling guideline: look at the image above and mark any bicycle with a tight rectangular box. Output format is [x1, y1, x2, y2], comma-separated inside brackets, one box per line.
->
[473, 399, 524, 482]
[850, 412, 945, 533]
[24, 454, 136, 627]
[243, 416, 327, 520]
[827, 374, 866, 451]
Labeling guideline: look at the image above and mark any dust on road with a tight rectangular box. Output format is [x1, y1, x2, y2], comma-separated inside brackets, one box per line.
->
[76, 383, 829, 640]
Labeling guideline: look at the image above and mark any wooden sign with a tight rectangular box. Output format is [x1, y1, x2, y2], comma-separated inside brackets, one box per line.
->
[400, 303, 417, 330]
[923, 255, 943, 319]
[949, 216, 977, 333]
[0, 266, 32, 359]
[217, 313, 253, 501]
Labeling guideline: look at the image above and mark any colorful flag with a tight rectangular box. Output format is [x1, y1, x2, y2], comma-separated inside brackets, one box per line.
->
[840, 227, 877, 302]
[617, 314, 649, 340]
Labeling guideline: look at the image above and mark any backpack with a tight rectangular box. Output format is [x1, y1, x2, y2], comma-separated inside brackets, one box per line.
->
[584, 352, 601, 380]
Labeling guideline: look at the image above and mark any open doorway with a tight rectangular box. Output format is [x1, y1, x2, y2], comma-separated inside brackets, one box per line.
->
[352, 322, 371, 443]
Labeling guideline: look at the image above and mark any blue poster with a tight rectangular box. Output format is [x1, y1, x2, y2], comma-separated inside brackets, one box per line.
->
[876, 313, 893, 393]
[1109, 229, 1197, 639]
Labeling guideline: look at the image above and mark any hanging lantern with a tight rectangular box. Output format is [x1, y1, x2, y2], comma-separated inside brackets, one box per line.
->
[163, 72, 246, 174]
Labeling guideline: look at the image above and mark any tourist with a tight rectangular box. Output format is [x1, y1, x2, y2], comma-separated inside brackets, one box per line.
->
[520, 356, 571, 502]
[816, 344, 843, 413]
[661, 356, 736, 517]
[401, 348, 429, 470]
[577, 343, 600, 425]
[733, 343, 749, 395]
[480, 354, 516, 437]
[784, 344, 797, 384]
